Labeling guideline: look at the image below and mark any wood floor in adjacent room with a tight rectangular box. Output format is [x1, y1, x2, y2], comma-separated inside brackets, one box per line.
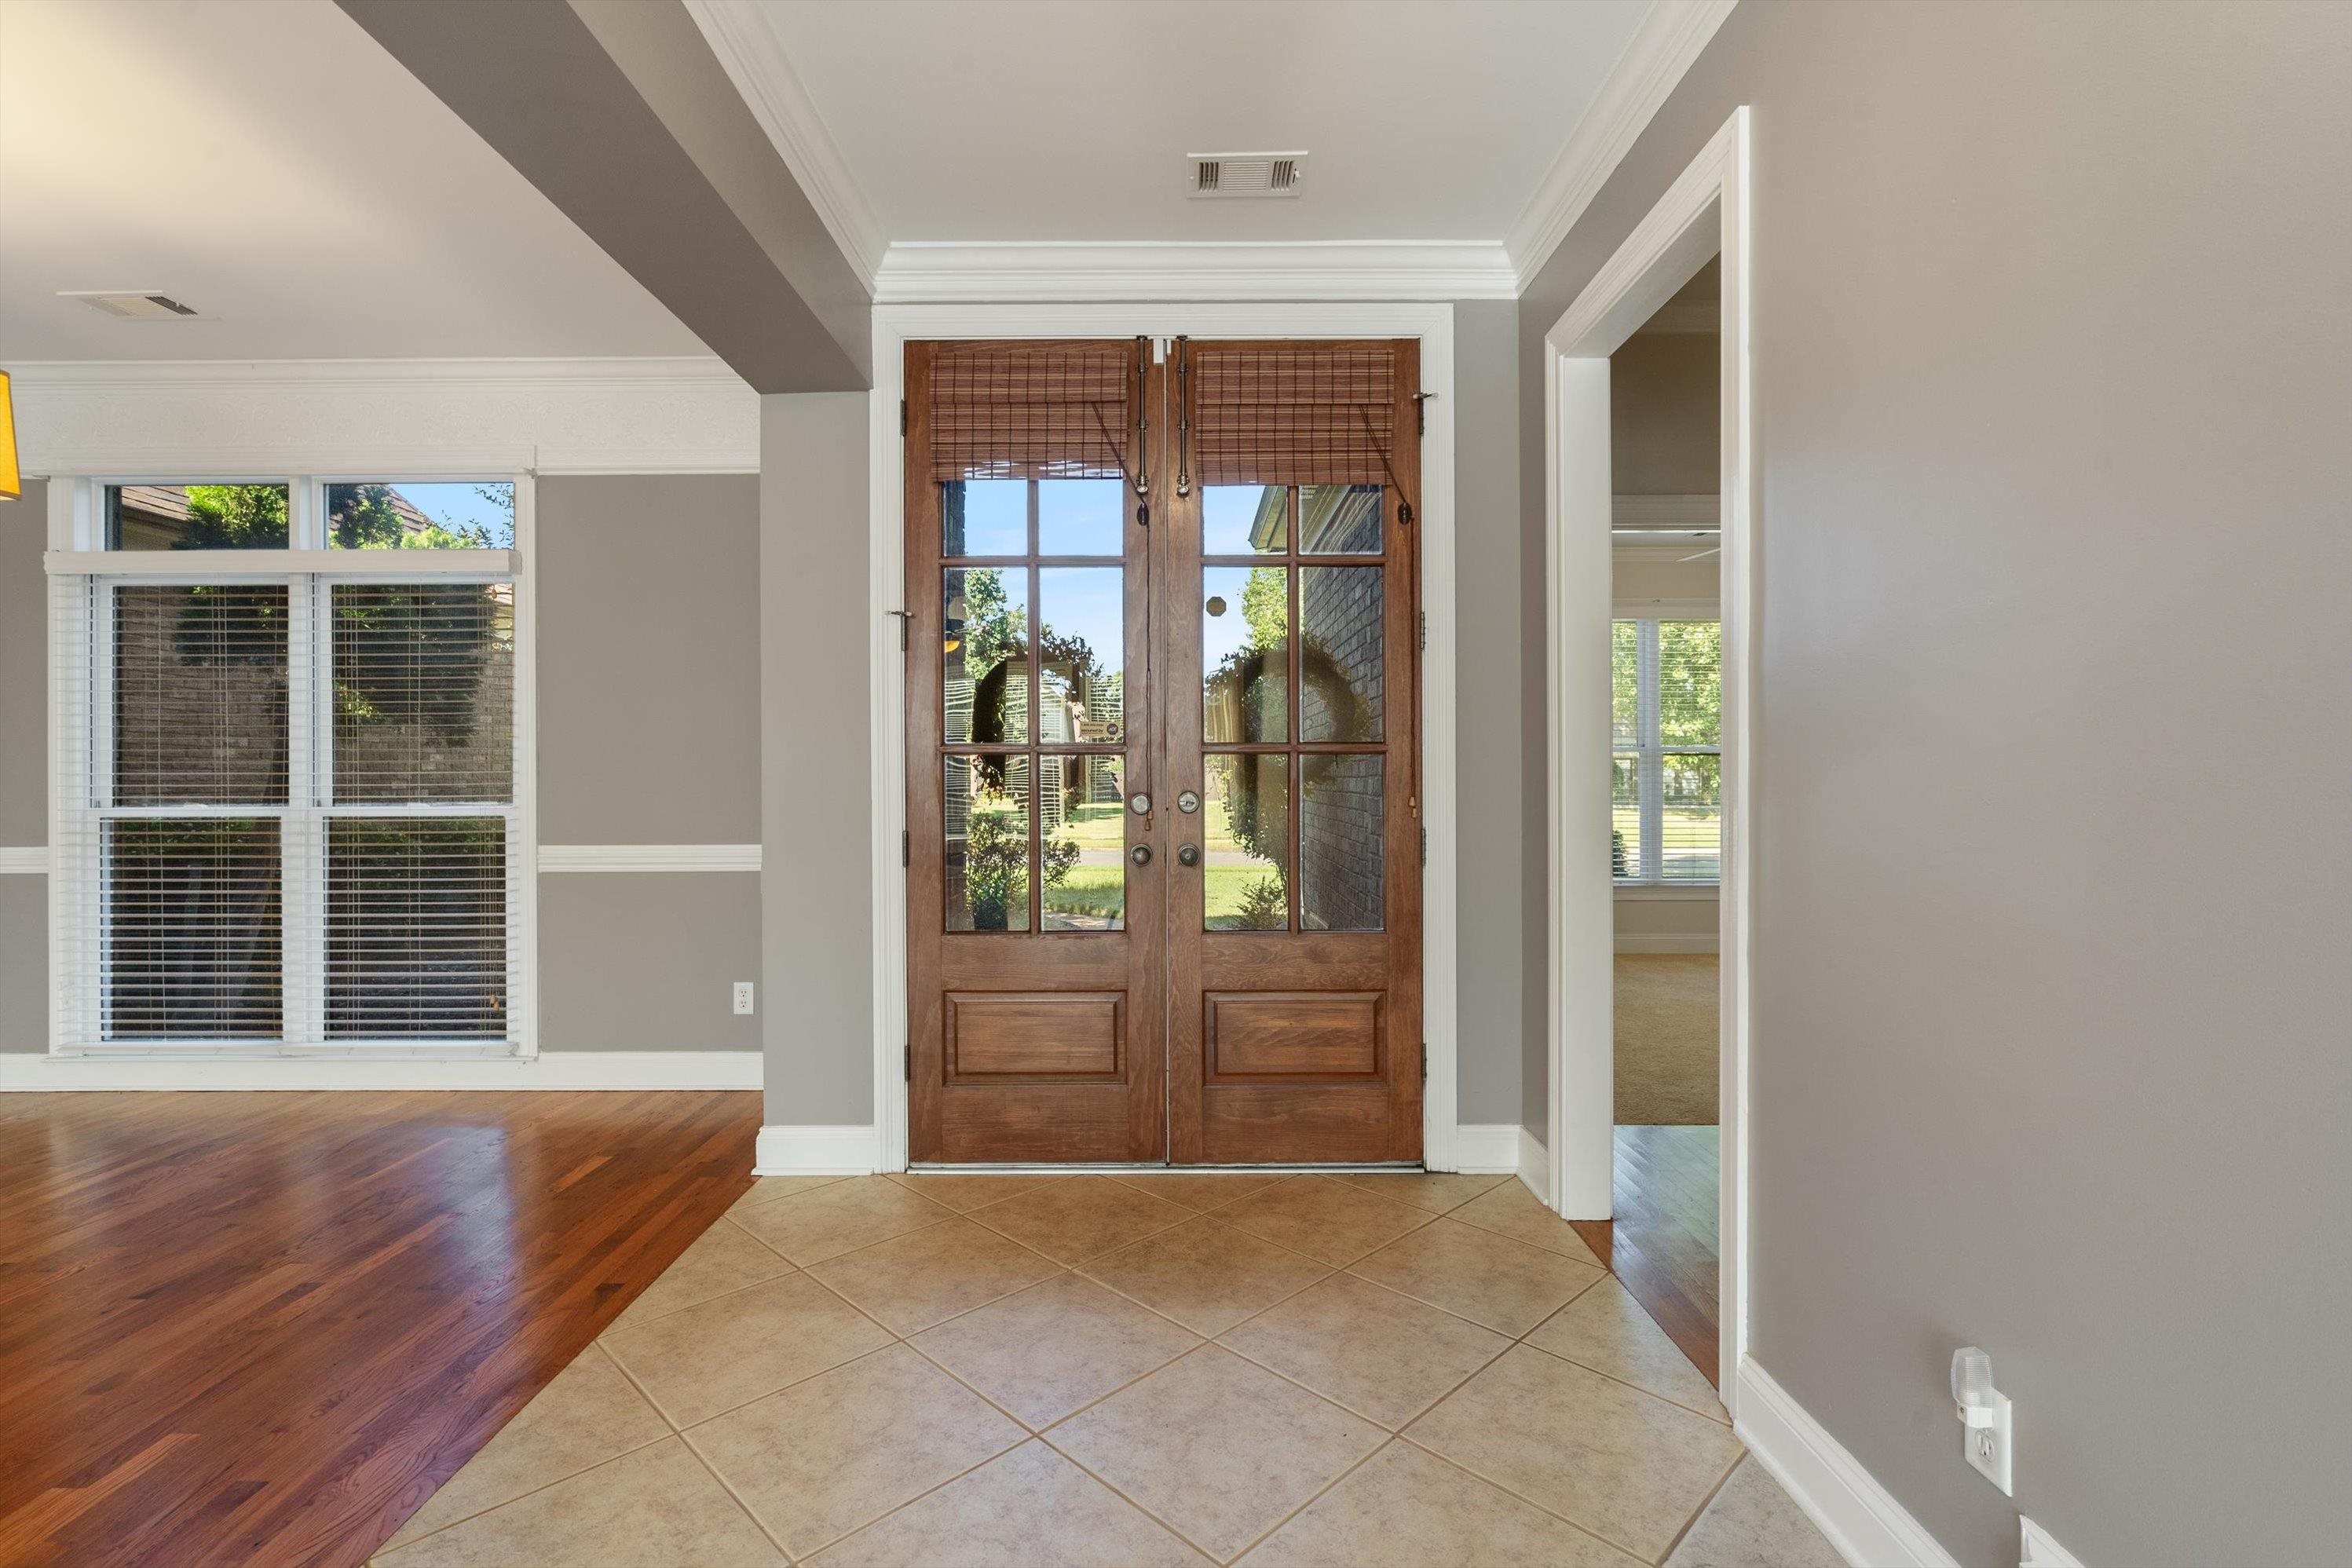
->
[0, 1090, 759, 1568]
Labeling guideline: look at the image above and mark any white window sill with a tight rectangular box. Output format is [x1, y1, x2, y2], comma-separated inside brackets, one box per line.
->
[1613, 883, 1720, 901]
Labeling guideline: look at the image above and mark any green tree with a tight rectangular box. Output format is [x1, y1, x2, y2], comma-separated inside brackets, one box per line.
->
[179, 484, 289, 548]
[1657, 620, 1721, 744]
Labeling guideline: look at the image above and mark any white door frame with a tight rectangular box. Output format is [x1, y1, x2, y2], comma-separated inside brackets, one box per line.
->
[1544, 108, 1754, 1398]
[868, 302, 1459, 1175]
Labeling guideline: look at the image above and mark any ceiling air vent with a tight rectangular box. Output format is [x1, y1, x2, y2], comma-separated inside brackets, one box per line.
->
[62, 291, 200, 320]
[1187, 152, 1308, 199]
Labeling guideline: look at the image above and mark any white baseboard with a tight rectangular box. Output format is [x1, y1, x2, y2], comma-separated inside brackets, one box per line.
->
[1517, 1126, 1551, 1205]
[1453, 1124, 1522, 1174]
[2019, 1518, 2084, 1568]
[1735, 1357, 1959, 1568]
[0, 1051, 763, 1091]
[755, 1123, 880, 1175]
[1615, 934, 1721, 953]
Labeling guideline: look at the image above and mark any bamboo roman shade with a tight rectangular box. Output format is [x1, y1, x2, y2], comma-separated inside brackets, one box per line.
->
[929, 341, 1136, 482]
[1191, 343, 1397, 487]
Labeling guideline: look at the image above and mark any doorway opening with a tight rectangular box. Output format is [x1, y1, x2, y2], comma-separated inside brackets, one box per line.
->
[903, 337, 1425, 1166]
[1545, 108, 1753, 1404]
[1608, 258, 1724, 1384]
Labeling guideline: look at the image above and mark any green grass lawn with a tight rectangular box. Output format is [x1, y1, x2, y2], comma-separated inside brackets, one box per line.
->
[1044, 861, 1286, 925]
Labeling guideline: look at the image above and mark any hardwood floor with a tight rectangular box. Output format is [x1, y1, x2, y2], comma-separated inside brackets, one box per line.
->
[0, 1090, 758, 1568]
[1567, 1124, 1721, 1387]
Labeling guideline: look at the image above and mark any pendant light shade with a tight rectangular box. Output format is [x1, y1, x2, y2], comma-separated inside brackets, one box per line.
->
[0, 371, 18, 500]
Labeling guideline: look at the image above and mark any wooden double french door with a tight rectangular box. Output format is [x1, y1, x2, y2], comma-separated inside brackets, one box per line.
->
[905, 337, 1422, 1164]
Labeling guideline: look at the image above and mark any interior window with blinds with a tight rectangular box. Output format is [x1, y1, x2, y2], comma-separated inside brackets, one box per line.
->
[54, 477, 521, 1051]
[1612, 619, 1722, 885]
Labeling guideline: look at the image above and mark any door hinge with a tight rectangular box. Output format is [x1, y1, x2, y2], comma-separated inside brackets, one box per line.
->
[904, 1040, 912, 1080]
[899, 398, 908, 437]
[1420, 824, 1427, 866]
[1421, 1049, 1428, 1083]
[902, 828, 910, 867]
[1414, 391, 1435, 437]
[1418, 610, 1426, 651]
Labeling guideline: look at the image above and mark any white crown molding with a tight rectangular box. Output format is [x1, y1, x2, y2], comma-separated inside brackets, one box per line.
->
[9, 357, 759, 477]
[1505, 0, 1738, 287]
[1736, 1357, 1961, 1567]
[540, 843, 762, 873]
[872, 242, 1519, 304]
[0, 1051, 763, 1091]
[682, 0, 887, 291]
[755, 1123, 881, 1176]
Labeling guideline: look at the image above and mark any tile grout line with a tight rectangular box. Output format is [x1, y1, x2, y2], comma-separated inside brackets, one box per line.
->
[372, 1343, 713, 1560]
[1220, 1431, 1402, 1565]
[1389, 1428, 1662, 1566]
[1509, 1327, 1732, 1426]
[673, 1419, 803, 1565]
[1650, 1449, 1749, 1566]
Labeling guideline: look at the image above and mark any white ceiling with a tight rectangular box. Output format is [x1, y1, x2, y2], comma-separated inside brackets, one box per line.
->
[0, 0, 704, 361]
[750, 0, 1650, 245]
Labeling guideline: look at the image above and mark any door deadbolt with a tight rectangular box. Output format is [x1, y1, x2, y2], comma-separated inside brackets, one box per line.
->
[1176, 790, 1200, 813]
[1128, 792, 1152, 815]
[1129, 843, 1154, 867]
[1176, 844, 1201, 868]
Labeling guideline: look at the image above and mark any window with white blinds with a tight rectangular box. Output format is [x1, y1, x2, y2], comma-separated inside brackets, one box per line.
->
[49, 478, 529, 1054]
[1611, 619, 1721, 886]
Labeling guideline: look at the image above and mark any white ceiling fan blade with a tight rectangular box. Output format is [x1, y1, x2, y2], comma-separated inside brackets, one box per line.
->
[1677, 546, 1721, 561]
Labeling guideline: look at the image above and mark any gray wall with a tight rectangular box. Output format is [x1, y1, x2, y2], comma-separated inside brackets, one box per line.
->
[759, 393, 875, 1125]
[1520, 2, 2352, 1562]
[1450, 299, 1527, 1125]
[1, 478, 49, 1051]
[536, 473, 762, 1051]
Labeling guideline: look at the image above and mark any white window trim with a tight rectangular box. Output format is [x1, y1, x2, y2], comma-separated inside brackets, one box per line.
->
[1612, 615, 1721, 890]
[44, 475, 539, 1059]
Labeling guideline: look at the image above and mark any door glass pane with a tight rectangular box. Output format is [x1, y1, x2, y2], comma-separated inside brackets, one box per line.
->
[1299, 484, 1382, 554]
[1300, 753, 1384, 931]
[1202, 485, 1286, 555]
[1203, 565, 1287, 742]
[1039, 478, 1123, 556]
[114, 584, 290, 806]
[943, 480, 1027, 557]
[1661, 752, 1722, 883]
[1298, 566, 1383, 742]
[1657, 621, 1722, 746]
[1041, 755, 1125, 930]
[327, 482, 515, 549]
[1038, 568, 1123, 743]
[1612, 755, 1641, 879]
[946, 754, 1031, 932]
[106, 484, 289, 550]
[945, 567, 1028, 744]
[1205, 754, 1288, 931]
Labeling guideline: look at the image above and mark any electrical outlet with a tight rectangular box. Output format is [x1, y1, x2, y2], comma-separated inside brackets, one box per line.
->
[1965, 1386, 2014, 1496]
[732, 981, 755, 1016]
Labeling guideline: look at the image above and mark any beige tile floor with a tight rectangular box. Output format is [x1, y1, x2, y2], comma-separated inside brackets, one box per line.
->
[372, 1172, 1842, 1567]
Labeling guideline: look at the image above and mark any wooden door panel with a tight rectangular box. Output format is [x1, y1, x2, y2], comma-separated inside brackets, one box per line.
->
[1205, 992, 1382, 1078]
[948, 992, 1124, 1080]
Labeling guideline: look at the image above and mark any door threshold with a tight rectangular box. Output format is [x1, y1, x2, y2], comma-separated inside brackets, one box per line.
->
[908, 1162, 1427, 1175]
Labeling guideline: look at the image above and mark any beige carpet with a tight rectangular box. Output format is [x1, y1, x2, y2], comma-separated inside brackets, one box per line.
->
[1615, 954, 1719, 1125]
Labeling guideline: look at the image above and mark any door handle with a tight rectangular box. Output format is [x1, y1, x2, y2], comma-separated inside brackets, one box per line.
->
[1129, 844, 1154, 867]
[1176, 844, 1200, 868]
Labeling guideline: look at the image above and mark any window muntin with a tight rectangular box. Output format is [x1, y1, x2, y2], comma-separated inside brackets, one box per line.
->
[1611, 618, 1721, 886]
